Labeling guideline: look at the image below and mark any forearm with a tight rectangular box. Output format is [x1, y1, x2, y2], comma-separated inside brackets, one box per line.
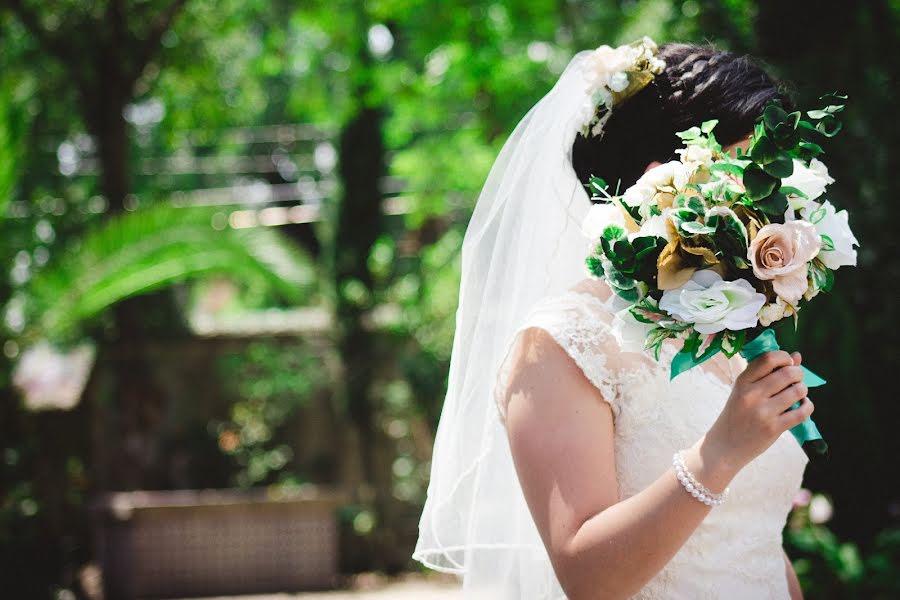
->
[558, 434, 741, 600]
[783, 549, 803, 600]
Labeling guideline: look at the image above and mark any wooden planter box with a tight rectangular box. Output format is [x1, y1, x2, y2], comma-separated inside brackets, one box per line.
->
[91, 486, 347, 599]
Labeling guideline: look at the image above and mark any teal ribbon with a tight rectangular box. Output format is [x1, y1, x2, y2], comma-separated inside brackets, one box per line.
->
[739, 329, 828, 457]
[670, 328, 828, 458]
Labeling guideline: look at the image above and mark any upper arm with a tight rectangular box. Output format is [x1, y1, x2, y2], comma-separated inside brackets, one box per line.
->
[502, 325, 620, 577]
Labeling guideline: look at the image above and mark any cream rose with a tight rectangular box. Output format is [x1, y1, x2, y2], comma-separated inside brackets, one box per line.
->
[582, 201, 627, 240]
[622, 161, 691, 221]
[757, 297, 796, 327]
[748, 221, 822, 305]
[675, 144, 714, 170]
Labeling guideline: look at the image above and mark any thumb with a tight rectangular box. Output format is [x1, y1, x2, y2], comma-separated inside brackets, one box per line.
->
[791, 351, 802, 366]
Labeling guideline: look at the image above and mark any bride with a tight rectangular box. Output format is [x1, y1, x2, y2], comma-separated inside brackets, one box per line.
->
[412, 39, 811, 599]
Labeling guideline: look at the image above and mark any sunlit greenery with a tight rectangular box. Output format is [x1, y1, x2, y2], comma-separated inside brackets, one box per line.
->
[1, 1, 897, 597]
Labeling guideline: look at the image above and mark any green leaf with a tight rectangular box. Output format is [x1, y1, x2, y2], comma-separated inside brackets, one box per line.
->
[816, 115, 843, 137]
[755, 192, 789, 218]
[590, 176, 609, 194]
[809, 206, 827, 224]
[27, 205, 315, 341]
[772, 122, 800, 149]
[721, 330, 747, 357]
[681, 221, 717, 235]
[676, 126, 702, 140]
[819, 92, 848, 104]
[761, 154, 794, 178]
[795, 141, 825, 161]
[602, 224, 626, 241]
[686, 195, 706, 214]
[763, 104, 789, 131]
[644, 327, 675, 361]
[709, 162, 744, 177]
[701, 119, 719, 134]
[780, 186, 808, 199]
[585, 255, 604, 278]
[821, 234, 835, 251]
[631, 235, 656, 255]
[750, 135, 779, 164]
[743, 163, 778, 200]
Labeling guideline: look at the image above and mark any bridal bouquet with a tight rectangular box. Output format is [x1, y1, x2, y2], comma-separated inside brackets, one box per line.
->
[582, 94, 857, 455]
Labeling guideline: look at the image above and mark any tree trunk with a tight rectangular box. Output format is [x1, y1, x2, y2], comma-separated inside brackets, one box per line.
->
[330, 98, 408, 571]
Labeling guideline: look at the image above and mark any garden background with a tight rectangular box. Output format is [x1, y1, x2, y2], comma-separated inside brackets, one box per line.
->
[1, 0, 897, 598]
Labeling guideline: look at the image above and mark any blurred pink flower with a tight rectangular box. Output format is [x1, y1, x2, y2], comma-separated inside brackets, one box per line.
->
[12, 341, 95, 411]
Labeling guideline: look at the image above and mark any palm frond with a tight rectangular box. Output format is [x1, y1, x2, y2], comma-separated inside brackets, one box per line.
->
[25, 203, 317, 342]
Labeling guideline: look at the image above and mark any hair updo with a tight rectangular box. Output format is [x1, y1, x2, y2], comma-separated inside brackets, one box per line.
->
[571, 42, 795, 193]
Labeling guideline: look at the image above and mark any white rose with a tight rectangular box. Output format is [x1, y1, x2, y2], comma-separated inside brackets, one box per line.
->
[582, 201, 626, 240]
[781, 158, 834, 202]
[659, 270, 766, 334]
[800, 200, 859, 270]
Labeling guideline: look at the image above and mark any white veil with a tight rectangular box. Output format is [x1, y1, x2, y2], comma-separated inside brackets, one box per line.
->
[411, 49, 599, 599]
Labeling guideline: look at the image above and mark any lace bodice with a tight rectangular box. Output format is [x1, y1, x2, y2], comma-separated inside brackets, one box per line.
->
[493, 279, 809, 599]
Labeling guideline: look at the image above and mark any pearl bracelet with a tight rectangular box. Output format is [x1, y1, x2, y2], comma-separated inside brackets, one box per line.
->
[672, 450, 729, 507]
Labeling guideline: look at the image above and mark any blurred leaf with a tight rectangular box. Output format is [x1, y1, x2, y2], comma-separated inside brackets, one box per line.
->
[25, 204, 315, 341]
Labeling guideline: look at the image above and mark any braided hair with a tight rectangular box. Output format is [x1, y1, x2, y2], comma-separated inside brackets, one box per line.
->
[571, 42, 795, 193]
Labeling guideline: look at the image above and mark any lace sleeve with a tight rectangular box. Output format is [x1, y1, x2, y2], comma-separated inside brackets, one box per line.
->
[493, 290, 623, 423]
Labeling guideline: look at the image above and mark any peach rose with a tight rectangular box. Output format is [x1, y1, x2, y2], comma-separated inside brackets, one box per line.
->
[748, 221, 821, 305]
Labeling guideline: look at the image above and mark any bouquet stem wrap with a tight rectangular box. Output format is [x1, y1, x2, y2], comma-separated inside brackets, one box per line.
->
[739, 329, 828, 458]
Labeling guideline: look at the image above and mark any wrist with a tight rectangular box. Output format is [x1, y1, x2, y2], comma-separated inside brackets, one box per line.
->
[685, 435, 742, 495]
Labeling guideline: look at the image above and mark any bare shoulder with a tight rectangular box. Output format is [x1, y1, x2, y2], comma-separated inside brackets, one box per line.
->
[501, 325, 619, 565]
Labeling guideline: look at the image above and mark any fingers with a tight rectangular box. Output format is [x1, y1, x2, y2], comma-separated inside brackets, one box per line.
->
[777, 396, 815, 430]
[791, 351, 802, 366]
[757, 365, 805, 398]
[769, 380, 809, 413]
[743, 350, 795, 383]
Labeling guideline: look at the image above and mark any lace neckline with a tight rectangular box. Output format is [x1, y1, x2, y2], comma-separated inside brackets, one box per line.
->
[559, 288, 740, 392]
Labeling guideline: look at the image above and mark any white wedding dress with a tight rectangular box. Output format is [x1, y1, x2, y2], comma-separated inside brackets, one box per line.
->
[492, 277, 809, 599]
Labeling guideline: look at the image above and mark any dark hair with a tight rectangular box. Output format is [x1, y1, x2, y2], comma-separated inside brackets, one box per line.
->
[571, 42, 794, 193]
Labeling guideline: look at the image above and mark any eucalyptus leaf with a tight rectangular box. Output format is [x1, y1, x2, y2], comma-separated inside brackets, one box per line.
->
[755, 191, 789, 218]
[816, 115, 843, 137]
[761, 154, 794, 178]
[750, 135, 779, 164]
[743, 163, 778, 200]
[763, 104, 789, 132]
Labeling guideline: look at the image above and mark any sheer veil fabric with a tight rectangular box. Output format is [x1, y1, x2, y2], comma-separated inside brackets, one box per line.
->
[412, 50, 602, 598]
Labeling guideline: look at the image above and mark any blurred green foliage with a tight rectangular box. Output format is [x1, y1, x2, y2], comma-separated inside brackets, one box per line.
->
[1, 0, 897, 597]
[213, 339, 327, 488]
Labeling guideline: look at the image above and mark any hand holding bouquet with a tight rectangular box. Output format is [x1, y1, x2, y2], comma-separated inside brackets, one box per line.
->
[582, 94, 858, 457]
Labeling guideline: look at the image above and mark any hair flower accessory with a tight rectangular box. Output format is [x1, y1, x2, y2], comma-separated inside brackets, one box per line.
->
[579, 36, 667, 138]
